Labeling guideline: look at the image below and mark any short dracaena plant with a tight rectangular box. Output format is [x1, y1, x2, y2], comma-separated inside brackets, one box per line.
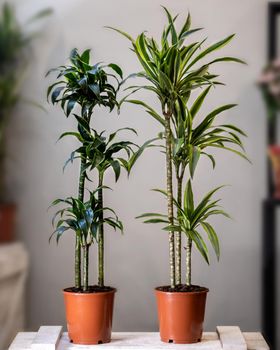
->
[109, 7, 247, 288]
[48, 49, 149, 291]
[50, 190, 123, 291]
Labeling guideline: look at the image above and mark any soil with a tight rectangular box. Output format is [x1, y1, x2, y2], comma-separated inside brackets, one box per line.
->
[64, 285, 115, 294]
[156, 284, 208, 293]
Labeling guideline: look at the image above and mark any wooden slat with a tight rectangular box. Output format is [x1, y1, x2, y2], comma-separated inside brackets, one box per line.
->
[217, 326, 247, 350]
[243, 332, 269, 350]
[8, 332, 36, 350]
[31, 326, 62, 350]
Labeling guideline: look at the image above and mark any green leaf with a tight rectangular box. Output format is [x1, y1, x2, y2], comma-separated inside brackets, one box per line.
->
[220, 124, 247, 137]
[179, 12, 191, 38]
[144, 218, 169, 224]
[126, 100, 165, 126]
[47, 81, 64, 101]
[190, 230, 210, 264]
[162, 225, 182, 232]
[66, 99, 76, 117]
[189, 145, 201, 178]
[162, 6, 178, 45]
[184, 180, 194, 216]
[187, 34, 235, 70]
[201, 222, 220, 260]
[208, 57, 246, 65]
[127, 138, 157, 175]
[202, 152, 216, 169]
[58, 132, 82, 142]
[173, 137, 184, 156]
[51, 86, 64, 104]
[110, 160, 121, 182]
[136, 213, 167, 219]
[209, 145, 251, 163]
[190, 86, 211, 118]
[105, 26, 134, 42]
[89, 83, 100, 97]
[193, 104, 237, 139]
[81, 49, 91, 64]
[191, 186, 225, 225]
[109, 63, 123, 79]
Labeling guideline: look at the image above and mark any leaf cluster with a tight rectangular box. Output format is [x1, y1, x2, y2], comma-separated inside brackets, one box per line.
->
[110, 7, 244, 111]
[50, 189, 123, 245]
[47, 48, 123, 119]
[138, 181, 229, 264]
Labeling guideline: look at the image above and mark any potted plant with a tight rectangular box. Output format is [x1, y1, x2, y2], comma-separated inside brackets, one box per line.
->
[110, 7, 247, 344]
[258, 59, 280, 197]
[0, 3, 51, 242]
[47, 49, 151, 345]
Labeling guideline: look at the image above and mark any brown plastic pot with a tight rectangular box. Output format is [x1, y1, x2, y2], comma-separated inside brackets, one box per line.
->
[155, 287, 209, 344]
[0, 203, 16, 243]
[63, 288, 116, 345]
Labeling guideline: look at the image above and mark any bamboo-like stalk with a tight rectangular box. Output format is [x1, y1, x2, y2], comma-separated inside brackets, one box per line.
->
[175, 171, 183, 285]
[186, 239, 192, 286]
[75, 156, 86, 289]
[82, 244, 89, 292]
[98, 171, 104, 287]
[164, 111, 175, 289]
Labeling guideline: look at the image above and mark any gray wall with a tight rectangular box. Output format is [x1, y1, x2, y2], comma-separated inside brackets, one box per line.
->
[7, 0, 271, 333]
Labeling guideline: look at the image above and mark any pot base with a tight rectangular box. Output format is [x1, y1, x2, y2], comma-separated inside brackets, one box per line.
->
[69, 338, 111, 345]
[160, 337, 201, 344]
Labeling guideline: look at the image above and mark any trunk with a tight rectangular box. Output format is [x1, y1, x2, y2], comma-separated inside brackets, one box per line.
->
[82, 244, 89, 292]
[98, 172, 104, 287]
[164, 114, 175, 289]
[175, 173, 183, 285]
[75, 240, 81, 289]
[75, 156, 86, 289]
[186, 239, 192, 286]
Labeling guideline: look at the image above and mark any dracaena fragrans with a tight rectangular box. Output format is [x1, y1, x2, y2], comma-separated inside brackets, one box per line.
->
[48, 49, 148, 291]
[110, 7, 247, 288]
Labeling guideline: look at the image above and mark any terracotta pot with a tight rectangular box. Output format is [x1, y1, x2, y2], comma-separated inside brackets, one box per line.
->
[155, 287, 208, 344]
[268, 145, 280, 198]
[63, 288, 116, 345]
[0, 203, 16, 243]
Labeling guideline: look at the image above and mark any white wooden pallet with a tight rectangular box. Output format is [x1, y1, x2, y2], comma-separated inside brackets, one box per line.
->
[8, 326, 269, 350]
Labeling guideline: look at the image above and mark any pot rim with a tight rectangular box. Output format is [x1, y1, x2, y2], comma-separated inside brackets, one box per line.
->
[154, 286, 209, 295]
[63, 287, 117, 296]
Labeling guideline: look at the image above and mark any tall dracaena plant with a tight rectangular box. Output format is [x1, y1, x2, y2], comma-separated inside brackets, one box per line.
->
[47, 49, 123, 289]
[109, 7, 247, 288]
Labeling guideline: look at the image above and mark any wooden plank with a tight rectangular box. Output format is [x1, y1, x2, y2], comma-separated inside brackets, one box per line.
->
[243, 332, 269, 350]
[216, 326, 247, 350]
[8, 331, 270, 350]
[8, 332, 36, 350]
[31, 326, 62, 350]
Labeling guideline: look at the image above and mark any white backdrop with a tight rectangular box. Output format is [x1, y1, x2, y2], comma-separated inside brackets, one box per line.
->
[5, 0, 271, 335]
